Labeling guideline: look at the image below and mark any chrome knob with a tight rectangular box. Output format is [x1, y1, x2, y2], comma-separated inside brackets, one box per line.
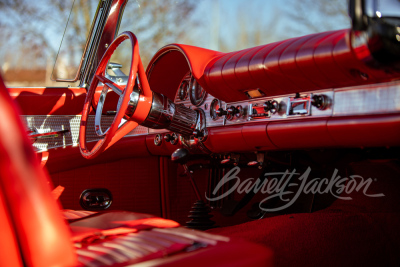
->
[193, 129, 204, 138]
[263, 100, 279, 114]
[227, 106, 238, 115]
[216, 108, 227, 116]
[154, 134, 162, 146]
[312, 94, 329, 110]
[164, 133, 172, 142]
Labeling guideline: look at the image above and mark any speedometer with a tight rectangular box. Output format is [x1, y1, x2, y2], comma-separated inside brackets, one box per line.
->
[189, 77, 207, 106]
[178, 79, 189, 101]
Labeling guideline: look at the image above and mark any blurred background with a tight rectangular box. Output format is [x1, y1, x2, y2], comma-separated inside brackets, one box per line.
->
[0, 0, 350, 87]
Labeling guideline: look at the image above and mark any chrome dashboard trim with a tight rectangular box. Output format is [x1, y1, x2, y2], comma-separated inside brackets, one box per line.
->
[333, 82, 400, 116]
[21, 115, 148, 152]
[224, 81, 400, 125]
[148, 81, 400, 131]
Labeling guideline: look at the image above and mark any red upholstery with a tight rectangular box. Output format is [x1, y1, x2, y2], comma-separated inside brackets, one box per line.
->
[201, 29, 400, 102]
[67, 211, 273, 267]
[208, 160, 400, 267]
[0, 78, 77, 266]
[64, 210, 97, 220]
[0, 75, 273, 266]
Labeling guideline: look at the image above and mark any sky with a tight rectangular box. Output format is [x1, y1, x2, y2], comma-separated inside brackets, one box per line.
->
[191, 0, 350, 51]
[1, 0, 351, 84]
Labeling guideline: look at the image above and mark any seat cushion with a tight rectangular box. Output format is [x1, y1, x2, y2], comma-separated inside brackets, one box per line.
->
[63, 210, 97, 220]
[68, 211, 273, 267]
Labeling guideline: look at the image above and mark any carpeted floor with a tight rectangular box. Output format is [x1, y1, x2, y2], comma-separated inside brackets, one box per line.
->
[208, 160, 400, 266]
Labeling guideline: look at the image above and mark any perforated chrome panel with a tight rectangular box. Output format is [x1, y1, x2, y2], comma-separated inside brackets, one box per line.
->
[21, 115, 148, 151]
[333, 82, 400, 116]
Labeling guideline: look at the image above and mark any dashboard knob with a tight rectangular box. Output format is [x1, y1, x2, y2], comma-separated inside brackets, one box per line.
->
[171, 148, 190, 164]
[164, 133, 172, 142]
[193, 129, 204, 138]
[227, 106, 238, 115]
[312, 94, 329, 110]
[235, 105, 244, 118]
[154, 134, 162, 146]
[216, 108, 227, 116]
[170, 133, 179, 145]
[263, 100, 279, 114]
[221, 158, 231, 164]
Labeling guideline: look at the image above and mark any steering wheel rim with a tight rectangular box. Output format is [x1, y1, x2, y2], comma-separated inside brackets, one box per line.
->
[79, 31, 151, 159]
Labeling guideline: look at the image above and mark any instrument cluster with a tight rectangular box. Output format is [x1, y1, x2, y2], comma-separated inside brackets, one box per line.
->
[175, 72, 225, 128]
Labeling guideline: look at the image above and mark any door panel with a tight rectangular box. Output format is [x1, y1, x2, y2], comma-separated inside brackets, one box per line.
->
[9, 86, 160, 214]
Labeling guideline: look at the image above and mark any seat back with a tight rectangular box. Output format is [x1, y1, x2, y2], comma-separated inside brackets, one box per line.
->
[0, 77, 76, 266]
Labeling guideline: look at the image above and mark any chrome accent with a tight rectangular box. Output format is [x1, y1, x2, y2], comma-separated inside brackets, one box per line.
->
[312, 94, 331, 110]
[106, 82, 123, 96]
[249, 103, 271, 120]
[210, 98, 221, 121]
[178, 77, 190, 101]
[95, 85, 112, 136]
[141, 92, 200, 137]
[189, 75, 208, 106]
[286, 94, 312, 116]
[94, 83, 139, 136]
[78, 0, 112, 86]
[168, 104, 198, 136]
[235, 105, 244, 118]
[154, 134, 162, 146]
[21, 115, 148, 152]
[225, 91, 334, 125]
[333, 82, 400, 116]
[80, 188, 112, 211]
[170, 133, 179, 145]
[180, 135, 211, 154]
[125, 89, 140, 117]
[141, 92, 174, 129]
[29, 129, 70, 140]
[105, 62, 128, 86]
[225, 81, 400, 125]
[171, 84, 225, 130]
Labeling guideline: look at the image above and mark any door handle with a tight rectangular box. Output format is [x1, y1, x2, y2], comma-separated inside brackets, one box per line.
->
[28, 128, 70, 142]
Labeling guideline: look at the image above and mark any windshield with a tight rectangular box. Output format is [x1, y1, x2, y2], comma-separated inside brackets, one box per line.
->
[1, 0, 350, 87]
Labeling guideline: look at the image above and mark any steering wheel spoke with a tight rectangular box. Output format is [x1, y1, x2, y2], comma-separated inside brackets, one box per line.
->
[95, 74, 125, 96]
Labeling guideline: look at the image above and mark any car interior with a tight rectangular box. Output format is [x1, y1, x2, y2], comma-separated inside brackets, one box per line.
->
[1, 0, 400, 266]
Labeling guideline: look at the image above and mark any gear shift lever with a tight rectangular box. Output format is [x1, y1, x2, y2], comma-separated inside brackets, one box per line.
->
[171, 148, 215, 230]
[171, 148, 201, 200]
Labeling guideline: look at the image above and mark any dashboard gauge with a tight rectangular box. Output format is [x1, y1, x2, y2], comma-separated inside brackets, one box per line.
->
[189, 77, 208, 106]
[210, 98, 221, 120]
[178, 79, 189, 101]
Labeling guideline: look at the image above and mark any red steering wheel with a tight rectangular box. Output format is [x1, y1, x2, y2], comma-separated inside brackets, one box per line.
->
[79, 31, 152, 159]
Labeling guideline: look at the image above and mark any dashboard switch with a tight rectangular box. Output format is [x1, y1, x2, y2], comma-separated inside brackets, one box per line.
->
[216, 108, 227, 117]
[170, 133, 179, 145]
[287, 95, 311, 116]
[263, 100, 279, 114]
[235, 105, 244, 118]
[164, 133, 172, 142]
[221, 158, 231, 164]
[193, 129, 204, 138]
[249, 104, 271, 119]
[312, 94, 330, 110]
[154, 134, 162, 146]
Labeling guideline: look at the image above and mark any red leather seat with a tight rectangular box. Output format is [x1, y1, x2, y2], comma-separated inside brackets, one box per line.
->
[0, 75, 273, 266]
